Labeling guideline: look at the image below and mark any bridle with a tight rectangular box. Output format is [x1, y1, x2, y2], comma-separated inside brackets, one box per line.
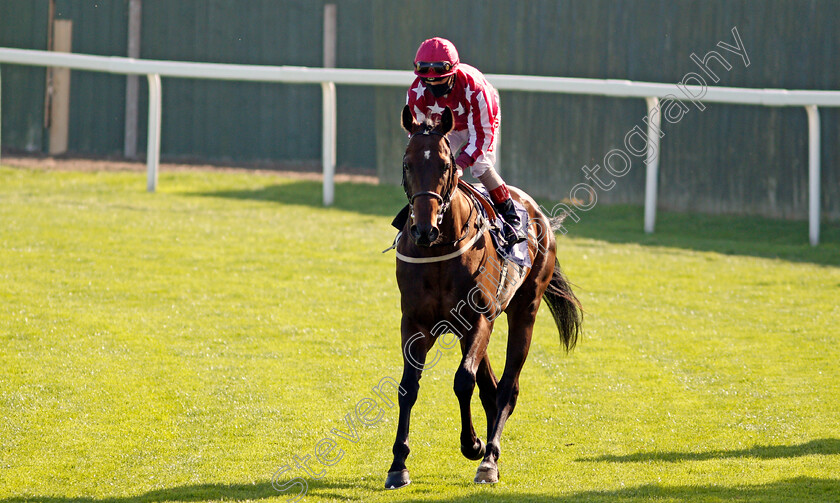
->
[387, 124, 489, 261]
[402, 126, 458, 228]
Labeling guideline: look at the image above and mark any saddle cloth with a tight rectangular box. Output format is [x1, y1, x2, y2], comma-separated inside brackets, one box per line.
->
[459, 182, 534, 312]
[458, 181, 531, 269]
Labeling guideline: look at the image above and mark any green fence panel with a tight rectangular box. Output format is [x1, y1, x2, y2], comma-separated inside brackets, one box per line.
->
[1, 0, 837, 218]
[0, 0, 48, 153]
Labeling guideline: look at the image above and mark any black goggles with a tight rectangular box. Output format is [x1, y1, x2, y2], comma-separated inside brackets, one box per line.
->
[414, 61, 453, 76]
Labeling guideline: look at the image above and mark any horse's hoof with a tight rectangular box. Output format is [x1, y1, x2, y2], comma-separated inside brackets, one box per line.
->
[384, 469, 411, 489]
[461, 438, 486, 460]
[474, 461, 499, 484]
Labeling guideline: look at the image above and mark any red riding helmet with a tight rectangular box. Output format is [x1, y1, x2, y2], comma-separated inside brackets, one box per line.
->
[413, 37, 460, 77]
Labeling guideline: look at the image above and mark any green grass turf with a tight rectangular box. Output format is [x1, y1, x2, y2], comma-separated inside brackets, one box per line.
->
[1, 165, 838, 502]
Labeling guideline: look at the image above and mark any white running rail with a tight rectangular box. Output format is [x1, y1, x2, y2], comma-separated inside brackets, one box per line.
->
[2, 47, 839, 244]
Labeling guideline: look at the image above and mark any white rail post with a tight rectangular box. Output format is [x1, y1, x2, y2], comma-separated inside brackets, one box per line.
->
[321, 81, 337, 206]
[146, 73, 161, 192]
[644, 96, 662, 234]
[321, 3, 337, 206]
[806, 105, 821, 246]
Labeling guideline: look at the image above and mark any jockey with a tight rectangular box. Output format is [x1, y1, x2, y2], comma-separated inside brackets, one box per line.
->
[406, 37, 527, 245]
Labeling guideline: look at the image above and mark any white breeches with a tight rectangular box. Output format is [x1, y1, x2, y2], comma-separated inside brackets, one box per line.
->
[447, 126, 499, 179]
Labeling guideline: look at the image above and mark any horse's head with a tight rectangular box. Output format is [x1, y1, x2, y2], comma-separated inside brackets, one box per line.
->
[400, 104, 457, 247]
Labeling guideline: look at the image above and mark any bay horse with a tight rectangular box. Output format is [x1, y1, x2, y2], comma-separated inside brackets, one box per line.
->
[385, 105, 582, 488]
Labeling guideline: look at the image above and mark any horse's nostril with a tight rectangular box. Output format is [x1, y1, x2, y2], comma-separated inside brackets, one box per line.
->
[410, 225, 421, 241]
[429, 227, 440, 242]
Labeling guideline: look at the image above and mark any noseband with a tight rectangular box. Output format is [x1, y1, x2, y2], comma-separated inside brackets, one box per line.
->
[402, 126, 458, 226]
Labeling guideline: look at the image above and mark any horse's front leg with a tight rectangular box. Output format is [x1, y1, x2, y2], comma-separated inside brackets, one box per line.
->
[385, 318, 433, 489]
[475, 351, 499, 443]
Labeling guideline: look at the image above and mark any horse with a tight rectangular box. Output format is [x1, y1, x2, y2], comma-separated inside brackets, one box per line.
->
[385, 104, 583, 488]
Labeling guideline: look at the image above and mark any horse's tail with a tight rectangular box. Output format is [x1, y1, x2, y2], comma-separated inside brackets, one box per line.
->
[542, 258, 582, 352]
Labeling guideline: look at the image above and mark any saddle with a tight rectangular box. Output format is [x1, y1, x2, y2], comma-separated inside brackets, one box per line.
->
[457, 179, 498, 221]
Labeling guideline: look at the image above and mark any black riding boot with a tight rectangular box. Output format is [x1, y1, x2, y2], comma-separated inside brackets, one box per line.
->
[495, 198, 528, 245]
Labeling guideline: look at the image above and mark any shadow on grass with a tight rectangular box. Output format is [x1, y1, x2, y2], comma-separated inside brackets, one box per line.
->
[189, 179, 405, 219]
[553, 203, 840, 267]
[0, 478, 358, 503]
[578, 438, 840, 463]
[190, 180, 840, 267]
[399, 477, 840, 503]
[3, 477, 838, 503]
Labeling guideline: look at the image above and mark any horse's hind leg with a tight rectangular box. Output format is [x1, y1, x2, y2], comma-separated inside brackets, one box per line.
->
[453, 317, 492, 461]
[475, 298, 539, 484]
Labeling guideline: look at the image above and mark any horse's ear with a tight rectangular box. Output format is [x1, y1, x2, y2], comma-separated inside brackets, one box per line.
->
[439, 106, 454, 135]
[401, 105, 417, 133]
